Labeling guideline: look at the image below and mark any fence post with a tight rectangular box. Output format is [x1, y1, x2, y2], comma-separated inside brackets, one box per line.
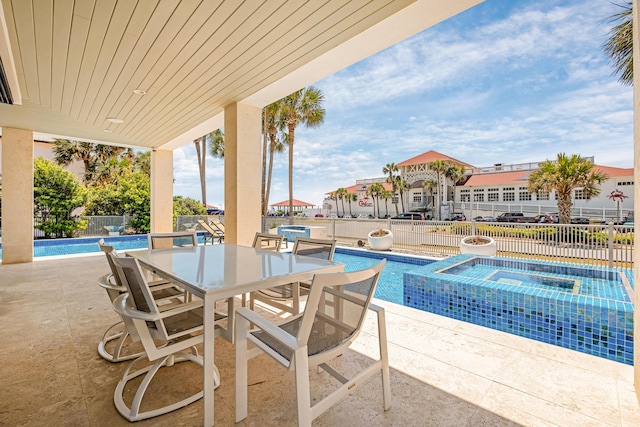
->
[607, 222, 614, 268]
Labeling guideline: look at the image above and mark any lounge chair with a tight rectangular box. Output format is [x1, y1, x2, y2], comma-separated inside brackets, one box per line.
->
[235, 260, 390, 426]
[197, 219, 224, 244]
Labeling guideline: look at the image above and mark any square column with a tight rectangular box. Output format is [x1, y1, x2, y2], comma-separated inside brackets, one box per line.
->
[2, 127, 34, 263]
[632, 0, 640, 402]
[150, 149, 174, 233]
[224, 102, 262, 245]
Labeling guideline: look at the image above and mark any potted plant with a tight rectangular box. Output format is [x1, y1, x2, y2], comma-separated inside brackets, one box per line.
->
[459, 235, 497, 256]
[367, 227, 393, 251]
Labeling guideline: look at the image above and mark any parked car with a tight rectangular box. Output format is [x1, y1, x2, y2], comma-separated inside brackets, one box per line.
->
[473, 216, 496, 222]
[449, 213, 466, 221]
[570, 217, 590, 224]
[391, 213, 425, 220]
[533, 214, 558, 224]
[496, 212, 536, 223]
[314, 213, 324, 218]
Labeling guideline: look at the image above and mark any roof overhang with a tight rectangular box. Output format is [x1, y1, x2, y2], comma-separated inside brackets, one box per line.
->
[0, 0, 483, 150]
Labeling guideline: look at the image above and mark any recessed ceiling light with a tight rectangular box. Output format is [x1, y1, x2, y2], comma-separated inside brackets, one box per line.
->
[107, 117, 124, 124]
[103, 129, 113, 133]
[133, 89, 147, 95]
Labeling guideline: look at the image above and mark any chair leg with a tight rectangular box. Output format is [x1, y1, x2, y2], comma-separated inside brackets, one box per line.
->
[114, 351, 220, 422]
[294, 346, 312, 427]
[235, 315, 249, 423]
[98, 321, 144, 362]
[376, 308, 392, 411]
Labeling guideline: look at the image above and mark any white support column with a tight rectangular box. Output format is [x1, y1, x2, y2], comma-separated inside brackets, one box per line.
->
[224, 102, 262, 245]
[1, 127, 34, 263]
[150, 149, 174, 233]
[632, 0, 640, 403]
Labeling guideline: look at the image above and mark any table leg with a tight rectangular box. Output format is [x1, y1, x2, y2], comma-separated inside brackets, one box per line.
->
[203, 295, 215, 426]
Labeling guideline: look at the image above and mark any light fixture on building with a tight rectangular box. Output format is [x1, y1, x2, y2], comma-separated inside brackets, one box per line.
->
[106, 117, 124, 124]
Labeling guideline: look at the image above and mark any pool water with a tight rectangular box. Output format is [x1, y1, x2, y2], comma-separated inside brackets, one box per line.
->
[404, 254, 634, 365]
[333, 249, 434, 304]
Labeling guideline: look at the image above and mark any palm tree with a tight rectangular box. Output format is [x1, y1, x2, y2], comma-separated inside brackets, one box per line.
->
[382, 163, 400, 215]
[423, 179, 438, 216]
[262, 101, 285, 215]
[52, 138, 121, 183]
[367, 183, 385, 218]
[280, 86, 325, 223]
[335, 188, 348, 217]
[603, 1, 632, 86]
[428, 160, 452, 220]
[446, 165, 466, 215]
[381, 190, 393, 218]
[528, 153, 608, 224]
[398, 179, 410, 212]
[347, 193, 357, 217]
[193, 136, 207, 206]
[327, 192, 338, 216]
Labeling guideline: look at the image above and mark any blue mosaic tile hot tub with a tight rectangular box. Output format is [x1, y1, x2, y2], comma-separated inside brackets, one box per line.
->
[404, 255, 634, 365]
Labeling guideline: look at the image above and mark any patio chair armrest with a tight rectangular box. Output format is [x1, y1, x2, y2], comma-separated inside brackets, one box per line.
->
[368, 302, 384, 314]
[235, 307, 299, 351]
[113, 294, 203, 322]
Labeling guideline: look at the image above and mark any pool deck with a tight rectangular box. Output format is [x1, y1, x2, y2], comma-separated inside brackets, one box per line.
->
[1, 252, 639, 426]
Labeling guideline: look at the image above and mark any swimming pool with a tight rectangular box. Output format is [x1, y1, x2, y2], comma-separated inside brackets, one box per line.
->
[2, 236, 633, 364]
[404, 254, 634, 365]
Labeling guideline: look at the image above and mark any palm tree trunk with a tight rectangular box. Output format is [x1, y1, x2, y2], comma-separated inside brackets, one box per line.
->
[288, 127, 295, 224]
[265, 138, 275, 216]
[194, 137, 206, 206]
[261, 110, 268, 215]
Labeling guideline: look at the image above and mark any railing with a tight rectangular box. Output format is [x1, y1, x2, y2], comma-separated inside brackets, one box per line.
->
[262, 216, 634, 269]
[26, 215, 631, 269]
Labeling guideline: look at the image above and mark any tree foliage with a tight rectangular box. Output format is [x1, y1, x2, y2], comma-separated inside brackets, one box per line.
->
[281, 86, 325, 221]
[174, 196, 207, 216]
[603, 1, 633, 86]
[33, 157, 87, 238]
[528, 153, 608, 224]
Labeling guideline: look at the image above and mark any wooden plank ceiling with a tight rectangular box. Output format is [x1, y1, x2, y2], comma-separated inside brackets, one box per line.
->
[0, 0, 483, 150]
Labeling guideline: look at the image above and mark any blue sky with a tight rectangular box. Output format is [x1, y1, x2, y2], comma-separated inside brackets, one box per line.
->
[173, 0, 633, 210]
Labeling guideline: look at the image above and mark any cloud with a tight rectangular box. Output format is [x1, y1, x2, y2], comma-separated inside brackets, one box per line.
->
[172, 0, 633, 209]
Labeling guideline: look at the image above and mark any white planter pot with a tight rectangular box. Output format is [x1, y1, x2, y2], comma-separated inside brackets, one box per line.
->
[108, 231, 120, 236]
[367, 229, 393, 251]
[268, 228, 279, 235]
[459, 236, 497, 256]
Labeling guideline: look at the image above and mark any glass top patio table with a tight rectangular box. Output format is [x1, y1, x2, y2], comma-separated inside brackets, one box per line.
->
[127, 243, 344, 426]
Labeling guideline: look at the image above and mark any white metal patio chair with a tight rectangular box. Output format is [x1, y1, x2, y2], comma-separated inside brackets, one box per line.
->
[110, 254, 223, 421]
[252, 232, 284, 251]
[147, 231, 199, 248]
[96, 241, 184, 362]
[235, 260, 391, 426]
[249, 237, 336, 316]
[240, 232, 286, 307]
[147, 231, 235, 342]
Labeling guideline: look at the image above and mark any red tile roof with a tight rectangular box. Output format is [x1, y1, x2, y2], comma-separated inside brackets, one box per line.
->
[327, 182, 392, 194]
[463, 164, 632, 187]
[271, 199, 316, 207]
[593, 165, 633, 178]
[396, 150, 475, 169]
[463, 171, 532, 187]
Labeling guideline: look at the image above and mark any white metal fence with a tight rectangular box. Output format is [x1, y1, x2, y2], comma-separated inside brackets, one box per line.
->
[23, 215, 631, 269]
[262, 216, 634, 269]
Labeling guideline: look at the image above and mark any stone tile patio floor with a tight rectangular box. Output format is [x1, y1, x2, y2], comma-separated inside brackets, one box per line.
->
[1, 253, 639, 426]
